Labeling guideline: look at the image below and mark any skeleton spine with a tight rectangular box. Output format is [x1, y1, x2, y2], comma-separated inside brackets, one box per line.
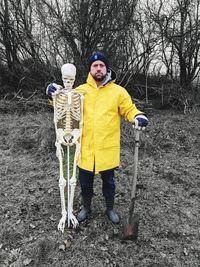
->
[65, 109, 72, 134]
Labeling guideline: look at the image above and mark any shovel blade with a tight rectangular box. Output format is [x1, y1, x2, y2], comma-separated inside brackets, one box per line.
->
[122, 213, 140, 240]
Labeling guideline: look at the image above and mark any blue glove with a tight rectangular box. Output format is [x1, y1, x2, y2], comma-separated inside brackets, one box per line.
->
[46, 83, 61, 97]
[133, 114, 148, 129]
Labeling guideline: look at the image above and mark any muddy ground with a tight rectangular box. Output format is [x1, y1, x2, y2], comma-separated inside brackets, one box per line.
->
[0, 98, 200, 267]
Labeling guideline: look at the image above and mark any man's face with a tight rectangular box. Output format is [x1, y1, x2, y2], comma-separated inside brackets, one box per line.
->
[90, 60, 107, 82]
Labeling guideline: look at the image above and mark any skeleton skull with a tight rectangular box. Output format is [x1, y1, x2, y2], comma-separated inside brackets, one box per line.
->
[61, 63, 76, 89]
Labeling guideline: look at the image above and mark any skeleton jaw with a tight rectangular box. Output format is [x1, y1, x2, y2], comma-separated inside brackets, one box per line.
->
[63, 80, 74, 90]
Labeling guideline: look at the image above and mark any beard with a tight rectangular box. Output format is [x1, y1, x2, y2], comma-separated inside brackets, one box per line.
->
[92, 73, 107, 82]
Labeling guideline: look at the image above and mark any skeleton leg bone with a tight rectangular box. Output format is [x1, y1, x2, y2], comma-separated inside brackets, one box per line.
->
[56, 130, 80, 230]
[56, 141, 67, 233]
[67, 145, 71, 228]
[68, 141, 80, 228]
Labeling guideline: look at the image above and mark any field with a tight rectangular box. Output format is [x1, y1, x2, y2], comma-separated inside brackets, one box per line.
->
[0, 99, 200, 267]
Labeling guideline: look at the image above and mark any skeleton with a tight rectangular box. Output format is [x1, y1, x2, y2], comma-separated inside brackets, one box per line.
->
[52, 63, 84, 232]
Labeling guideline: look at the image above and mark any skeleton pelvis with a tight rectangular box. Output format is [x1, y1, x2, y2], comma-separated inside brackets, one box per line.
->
[56, 128, 81, 145]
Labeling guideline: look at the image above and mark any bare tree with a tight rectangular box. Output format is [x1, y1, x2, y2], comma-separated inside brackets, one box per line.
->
[0, 0, 43, 70]
[35, 0, 138, 80]
[147, 0, 200, 90]
[0, 0, 20, 71]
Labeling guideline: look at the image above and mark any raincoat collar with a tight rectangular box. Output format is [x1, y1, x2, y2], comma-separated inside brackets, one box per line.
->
[86, 68, 116, 88]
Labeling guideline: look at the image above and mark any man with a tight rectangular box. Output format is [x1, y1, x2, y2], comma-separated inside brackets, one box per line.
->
[47, 51, 148, 224]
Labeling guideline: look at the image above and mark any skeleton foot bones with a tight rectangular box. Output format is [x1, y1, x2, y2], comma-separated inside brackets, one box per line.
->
[52, 64, 84, 232]
[57, 212, 78, 233]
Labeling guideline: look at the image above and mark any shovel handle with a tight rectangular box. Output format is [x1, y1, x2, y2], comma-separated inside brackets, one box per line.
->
[131, 129, 140, 199]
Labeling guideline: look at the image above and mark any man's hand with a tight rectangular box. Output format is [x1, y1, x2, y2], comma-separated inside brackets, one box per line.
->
[46, 83, 62, 97]
[133, 114, 148, 130]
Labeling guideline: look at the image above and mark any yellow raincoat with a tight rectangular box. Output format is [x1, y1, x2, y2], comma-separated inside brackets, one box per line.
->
[76, 71, 143, 174]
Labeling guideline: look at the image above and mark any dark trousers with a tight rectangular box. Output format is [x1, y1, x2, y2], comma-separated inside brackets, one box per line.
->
[78, 168, 115, 199]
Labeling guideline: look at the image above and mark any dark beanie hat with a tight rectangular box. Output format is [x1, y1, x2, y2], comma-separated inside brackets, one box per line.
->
[89, 51, 109, 69]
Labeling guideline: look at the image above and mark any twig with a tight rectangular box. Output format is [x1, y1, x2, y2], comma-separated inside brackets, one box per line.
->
[25, 90, 38, 101]
[9, 88, 22, 102]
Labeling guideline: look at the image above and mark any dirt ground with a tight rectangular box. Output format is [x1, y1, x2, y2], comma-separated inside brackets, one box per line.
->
[0, 99, 200, 267]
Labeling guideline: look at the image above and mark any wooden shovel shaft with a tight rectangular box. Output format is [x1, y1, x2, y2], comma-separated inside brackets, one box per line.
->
[131, 130, 140, 200]
[123, 129, 141, 239]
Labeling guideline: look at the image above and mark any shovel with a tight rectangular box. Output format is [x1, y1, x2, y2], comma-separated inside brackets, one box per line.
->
[122, 129, 141, 240]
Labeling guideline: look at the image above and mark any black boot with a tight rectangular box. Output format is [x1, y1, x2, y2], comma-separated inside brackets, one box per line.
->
[105, 198, 120, 224]
[77, 197, 92, 222]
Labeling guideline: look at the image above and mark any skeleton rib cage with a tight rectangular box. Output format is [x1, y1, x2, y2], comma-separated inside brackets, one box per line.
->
[54, 90, 82, 139]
